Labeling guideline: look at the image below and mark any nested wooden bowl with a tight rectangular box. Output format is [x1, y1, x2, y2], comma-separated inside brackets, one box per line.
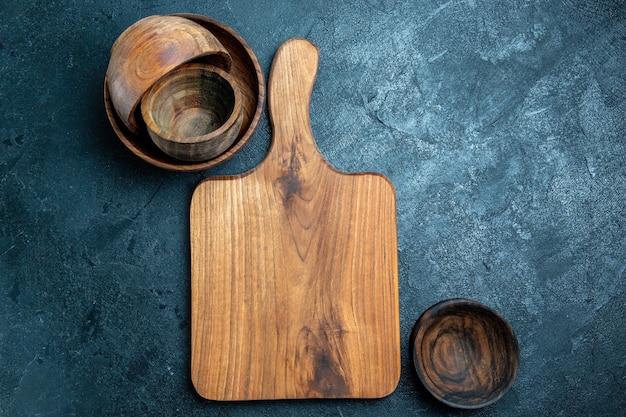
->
[104, 14, 265, 171]
[411, 298, 519, 409]
[106, 15, 232, 134]
[141, 64, 243, 162]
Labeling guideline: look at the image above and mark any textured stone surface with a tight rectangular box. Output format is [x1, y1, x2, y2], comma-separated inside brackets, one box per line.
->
[1, 0, 625, 415]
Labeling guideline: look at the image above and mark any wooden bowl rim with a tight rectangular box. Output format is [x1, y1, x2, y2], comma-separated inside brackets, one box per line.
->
[104, 14, 265, 171]
[411, 298, 520, 409]
[141, 64, 242, 145]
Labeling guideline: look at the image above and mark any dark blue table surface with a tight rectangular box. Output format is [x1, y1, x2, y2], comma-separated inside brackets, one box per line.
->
[1, 1, 625, 415]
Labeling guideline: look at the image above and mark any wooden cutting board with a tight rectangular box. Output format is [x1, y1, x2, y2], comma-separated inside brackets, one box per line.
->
[190, 39, 399, 401]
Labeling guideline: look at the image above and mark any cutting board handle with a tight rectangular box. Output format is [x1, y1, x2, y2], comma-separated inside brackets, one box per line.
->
[265, 38, 324, 174]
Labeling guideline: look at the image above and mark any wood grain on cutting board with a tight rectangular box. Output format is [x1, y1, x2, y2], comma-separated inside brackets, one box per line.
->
[190, 39, 400, 401]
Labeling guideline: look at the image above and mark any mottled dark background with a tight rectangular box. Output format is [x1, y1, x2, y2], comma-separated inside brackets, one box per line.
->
[1, 0, 625, 416]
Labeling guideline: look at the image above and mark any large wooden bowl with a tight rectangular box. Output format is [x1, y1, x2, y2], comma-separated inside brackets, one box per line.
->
[411, 298, 520, 409]
[106, 15, 232, 134]
[104, 14, 265, 171]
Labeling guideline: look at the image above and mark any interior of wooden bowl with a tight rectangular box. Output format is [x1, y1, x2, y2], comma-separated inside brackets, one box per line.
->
[104, 14, 265, 171]
[411, 299, 519, 409]
[144, 66, 237, 141]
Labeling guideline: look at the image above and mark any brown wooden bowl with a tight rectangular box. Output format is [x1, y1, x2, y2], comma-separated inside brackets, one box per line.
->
[410, 298, 519, 409]
[106, 15, 232, 134]
[141, 64, 243, 162]
[104, 14, 265, 171]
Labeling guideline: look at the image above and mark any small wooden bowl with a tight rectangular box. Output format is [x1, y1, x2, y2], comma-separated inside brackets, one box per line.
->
[411, 299, 519, 409]
[141, 64, 243, 162]
[106, 15, 232, 134]
[104, 14, 265, 171]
